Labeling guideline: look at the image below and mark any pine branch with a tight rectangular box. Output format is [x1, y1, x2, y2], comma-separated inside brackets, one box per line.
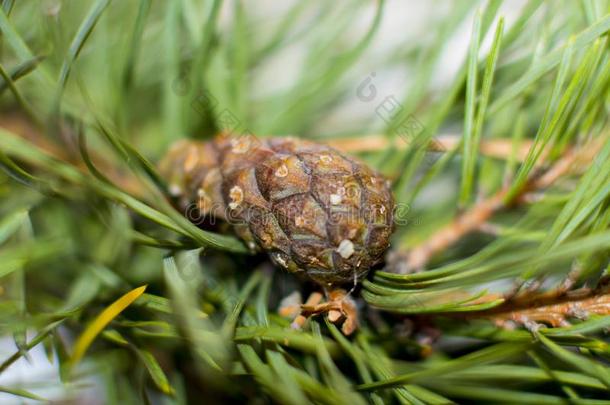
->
[388, 134, 608, 273]
[463, 282, 610, 329]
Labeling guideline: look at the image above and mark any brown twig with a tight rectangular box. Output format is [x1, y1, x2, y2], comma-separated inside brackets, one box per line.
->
[325, 133, 537, 163]
[288, 292, 323, 331]
[0, 112, 147, 197]
[464, 285, 610, 329]
[289, 289, 359, 335]
[390, 135, 607, 274]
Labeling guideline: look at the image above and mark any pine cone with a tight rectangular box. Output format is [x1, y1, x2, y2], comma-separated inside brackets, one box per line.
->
[160, 134, 395, 286]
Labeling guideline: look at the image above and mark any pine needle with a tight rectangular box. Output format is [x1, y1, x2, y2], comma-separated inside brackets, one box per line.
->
[70, 285, 147, 367]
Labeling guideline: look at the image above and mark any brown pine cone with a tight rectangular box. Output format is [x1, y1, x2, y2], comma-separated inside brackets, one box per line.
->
[160, 134, 395, 287]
